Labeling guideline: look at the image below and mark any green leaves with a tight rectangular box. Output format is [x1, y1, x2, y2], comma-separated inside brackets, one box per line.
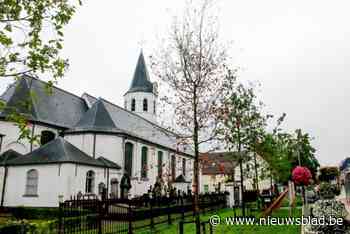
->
[0, 0, 80, 141]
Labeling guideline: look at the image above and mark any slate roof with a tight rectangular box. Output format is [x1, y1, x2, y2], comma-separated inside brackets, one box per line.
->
[200, 152, 242, 175]
[68, 98, 193, 156]
[6, 137, 116, 168]
[81, 93, 98, 108]
[97, 156, 121, 169]
[0, 75, 88, 128]
[71, 99, 122, 133]
[125, 51, 154, 95]
[174, 174, 190, 183]
[0, 149, 22, 166]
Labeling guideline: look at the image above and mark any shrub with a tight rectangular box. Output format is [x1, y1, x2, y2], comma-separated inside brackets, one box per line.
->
[9, 207, 60, 220]
[309, 199, 348, 233]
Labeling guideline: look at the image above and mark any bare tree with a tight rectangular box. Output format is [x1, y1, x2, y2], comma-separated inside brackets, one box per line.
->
[151, 0, 229, 232]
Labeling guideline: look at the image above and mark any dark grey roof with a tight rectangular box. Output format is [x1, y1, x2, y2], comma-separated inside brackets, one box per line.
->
[68, 98, 193, 156]
[0, 75, 88, 128]
[125, 52, 154, 95]
[0, 83, 16, 102]
[71, 99, 122, 133]
[174, 174, 190, 183]
[6, 137, 107, 167]
[0, 149, 22, 166]
[97, 156, 121, 169]
[82, 93, 98, 108]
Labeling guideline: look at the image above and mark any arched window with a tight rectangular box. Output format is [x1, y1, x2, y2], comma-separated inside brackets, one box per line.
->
[124, 142, 133, 176]
[40, 130, 55, 145]
[131, 99, 136, 111]
[182, 158, 186, 176]
[153, 100, 156, 114]
[157, 151, 163, 178]
[141, 146, 148, 178]
[25, 169, 38, 196]
[98, 182, 106, 195]
[143, 98, 148, 112]
[85, 170, 95, 193]
[171, 155, 176, 181]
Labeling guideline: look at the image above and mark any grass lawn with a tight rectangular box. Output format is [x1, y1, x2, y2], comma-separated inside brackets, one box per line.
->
[135, 207, 302, 234]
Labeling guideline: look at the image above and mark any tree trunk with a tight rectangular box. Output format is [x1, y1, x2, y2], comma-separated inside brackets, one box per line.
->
[193, 88, 201, 234]
[237, 128, 245, 217]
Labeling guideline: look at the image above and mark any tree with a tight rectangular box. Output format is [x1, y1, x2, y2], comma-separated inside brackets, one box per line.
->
[216, 73, 268, 216]
[0, 0, 80, 140]
[151, 0, 228, 232]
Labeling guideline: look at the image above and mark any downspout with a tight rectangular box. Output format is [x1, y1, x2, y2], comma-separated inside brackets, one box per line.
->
[1, 166, 8, 207]
[30, 123, 35, 152]
[0, 135, 3, 153]
[92, 134, 96, 158]
[107, 168, 110, 197]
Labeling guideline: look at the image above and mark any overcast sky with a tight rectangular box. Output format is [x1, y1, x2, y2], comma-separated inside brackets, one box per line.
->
[2, 0, 350, 166]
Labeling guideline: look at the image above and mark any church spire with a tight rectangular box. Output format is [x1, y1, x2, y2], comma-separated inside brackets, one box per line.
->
[125, 51, 154, 95]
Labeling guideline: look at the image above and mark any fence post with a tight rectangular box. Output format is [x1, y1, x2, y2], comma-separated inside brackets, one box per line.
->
[181, 196, 185, 220]
[58, 202, 63, 234]
[179, 220, 184, 234]
[167, 197, 172, 224]
[150, 198, 154, 229]
[209, 221, 213, 234]
[98, 200, 102, 234]
[128, 202, 133, 234]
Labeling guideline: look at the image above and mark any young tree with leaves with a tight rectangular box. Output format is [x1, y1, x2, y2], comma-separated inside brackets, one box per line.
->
[151, 0, 229, 232]
[216, 71, 268, 216]
[0, 0, 80, 140]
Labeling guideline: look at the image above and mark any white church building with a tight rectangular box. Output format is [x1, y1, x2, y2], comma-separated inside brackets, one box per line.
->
[0, 52, 194, 207]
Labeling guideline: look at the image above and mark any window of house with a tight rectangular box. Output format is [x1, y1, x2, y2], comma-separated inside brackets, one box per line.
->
[141, 146, 148, 178]
[143, 98, 148, 112]
[85, 170, 95, 194]
[25, 169, 38, 196]
[98, 182, 106, 195]
[157, 151, 163, 178]
[171, 155, 176, 181]
[131, 99, 136, 111]
[204, 184, 209, 193]
[40, 130, 55, 145]
[182, 158, 186, 176]
[124, 142, 133, 176]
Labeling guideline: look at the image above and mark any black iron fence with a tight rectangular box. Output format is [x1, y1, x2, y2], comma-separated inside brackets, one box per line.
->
[58, 192, 227, 234]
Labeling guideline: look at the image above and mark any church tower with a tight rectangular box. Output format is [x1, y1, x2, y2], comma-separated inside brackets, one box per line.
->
[124, 51, 157, 123]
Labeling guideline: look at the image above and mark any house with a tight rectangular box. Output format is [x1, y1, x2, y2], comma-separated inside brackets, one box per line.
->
[199, 152, 273, 206]
[0, 52, 194, 207]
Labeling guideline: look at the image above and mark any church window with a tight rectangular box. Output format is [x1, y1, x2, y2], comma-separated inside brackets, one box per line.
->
[85, 170, 95, 193]
[141, 146, 148, 178]
[182, 158, 186, 176]
[171, 155, 176, 181]
[124, 142, 133, 176]
[25, 169, 38, 196]
[143, 98, 148, 112]
[153, 101, 156, 114]
[131, 99, 136, 111]
[157, 151, 163, 178]
[40, 130, 55, 145]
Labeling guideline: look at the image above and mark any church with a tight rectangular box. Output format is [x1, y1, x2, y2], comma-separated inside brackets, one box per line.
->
[0, 52, 194, 207]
